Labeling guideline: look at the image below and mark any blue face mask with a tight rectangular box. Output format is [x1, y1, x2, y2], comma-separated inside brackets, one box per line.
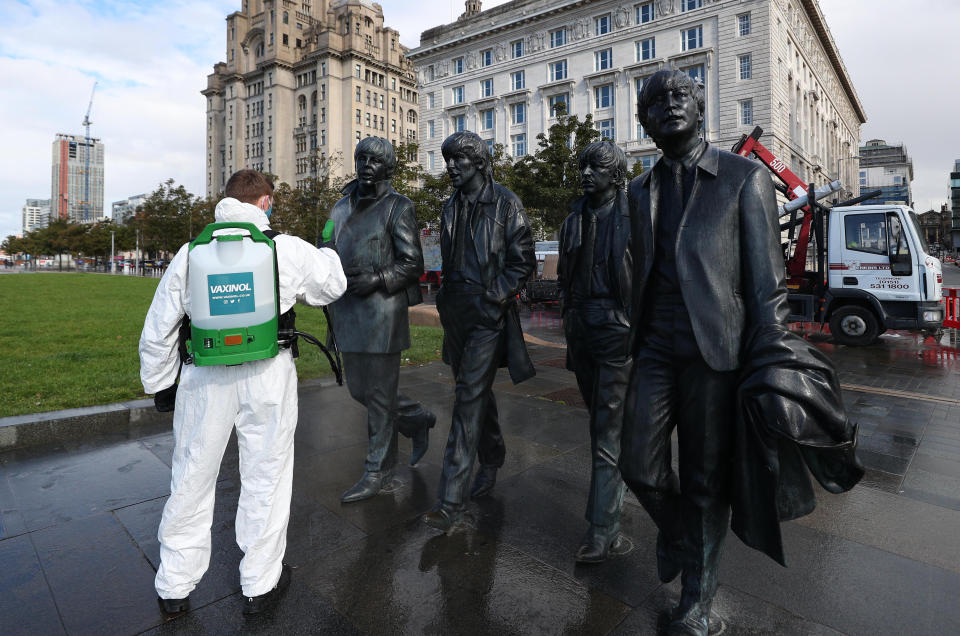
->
[265, 205, 272, 218]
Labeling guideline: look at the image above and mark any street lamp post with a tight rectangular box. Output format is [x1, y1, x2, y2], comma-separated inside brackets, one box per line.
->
[110, 231, 115, 274]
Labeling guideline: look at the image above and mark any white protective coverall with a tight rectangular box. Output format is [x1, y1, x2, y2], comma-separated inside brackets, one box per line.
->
[139, 197, 346, 599]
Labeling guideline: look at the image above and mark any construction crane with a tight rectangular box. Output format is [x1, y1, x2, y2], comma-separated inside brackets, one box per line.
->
[81, 81, 97, 222]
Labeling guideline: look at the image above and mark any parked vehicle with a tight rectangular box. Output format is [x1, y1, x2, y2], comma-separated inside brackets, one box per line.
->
[734, 127, 944, 345]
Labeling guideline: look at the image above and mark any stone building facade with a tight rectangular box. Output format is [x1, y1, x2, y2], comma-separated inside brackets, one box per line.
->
[409, 0, 864, 192]
[203, 0, 419, 195]
[22, 199, 50, 234]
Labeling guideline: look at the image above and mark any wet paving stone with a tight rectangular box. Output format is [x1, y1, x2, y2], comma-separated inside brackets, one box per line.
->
[718, 522, 960, 636]
[1, 439, 172, 532]
[0, 466, 26, 540]
[611, 584, 843, 636]
[857, 467, 903, 494]
[0, 534, 65, 635]
[31, 512, 163, 635]
[299, 518, 630, 636]
[142, 580, 360, 635]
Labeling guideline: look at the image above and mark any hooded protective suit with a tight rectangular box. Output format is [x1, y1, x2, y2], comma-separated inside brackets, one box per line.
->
[139, 197, 346, 599]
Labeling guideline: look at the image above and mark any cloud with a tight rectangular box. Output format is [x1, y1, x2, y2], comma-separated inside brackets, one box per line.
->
[0, 0, 236, 239]
[819, 0, 960, 211]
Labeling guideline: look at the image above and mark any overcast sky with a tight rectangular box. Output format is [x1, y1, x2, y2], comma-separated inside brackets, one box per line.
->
[1, 0, 956, 240]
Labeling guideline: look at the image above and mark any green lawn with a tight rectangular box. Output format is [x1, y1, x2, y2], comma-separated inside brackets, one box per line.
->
[0, 273, 443, 418]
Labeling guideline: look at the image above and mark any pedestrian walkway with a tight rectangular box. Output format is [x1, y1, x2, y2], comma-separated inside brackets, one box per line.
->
[2, 326, 960, 635]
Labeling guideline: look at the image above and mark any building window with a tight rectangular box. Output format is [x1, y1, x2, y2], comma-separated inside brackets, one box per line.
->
[739, 54, 752, 80]
[428, 151, 436, 171]
[365, 112, 371, 127]
[428, 93, 435, 109]
[549, 59, 567, 82]
[595, 48, 613, 71]
[356, 109, 361, 124]
[597, 119, 615, 141]
[637, 120, 649, 139]
[550, 28, 567, 48]
[282, 34, 289, 46]
[511, 70, 525, 91]
[549, 93, 569, 117]
[453, 114, 466, 132]
[637, 1, 654, 23]
[511, 39, 524, 58]
[685, 64, 705, 86]
[682, 26, 703, 51]
[356, 86, 361, 102]
[511, 102, 526, 125]
[480, 78, 494, 98]
[512, 133, 527, 156]
[452, 86, 464, 104]
[859, 171, 867, 187]
[739, 99, 753, 125]
[595, 14, 611, 35]
[428, 120, 435, 138]
[594, 84, 614, 109]
[480, 109, 494, 130]
[453, 57, 464, 74]
[681, 0, 702, 11]
[738, 13, 751, 36]
[637, 154, 656, 172]
[637, 37, 655, 61]
[355, 64, 362, 78]
[481, 49, 492, 66]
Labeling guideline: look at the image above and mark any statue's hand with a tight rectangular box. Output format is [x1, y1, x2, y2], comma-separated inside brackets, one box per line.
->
[347, 271, 381, 297]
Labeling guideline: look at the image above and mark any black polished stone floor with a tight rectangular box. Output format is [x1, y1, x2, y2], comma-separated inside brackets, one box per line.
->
[3, 318, 960, 635]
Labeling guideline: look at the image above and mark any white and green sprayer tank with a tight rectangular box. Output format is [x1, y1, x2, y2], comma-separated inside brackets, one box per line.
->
[186, 222, 279, 366]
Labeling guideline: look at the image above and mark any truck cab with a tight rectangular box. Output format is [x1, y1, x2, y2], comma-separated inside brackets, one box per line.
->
[825, 204, 944, 345]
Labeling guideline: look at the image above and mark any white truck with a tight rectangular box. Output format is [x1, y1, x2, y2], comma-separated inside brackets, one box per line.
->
[821, 204, 943, 345]
[734, 127, 944, 346]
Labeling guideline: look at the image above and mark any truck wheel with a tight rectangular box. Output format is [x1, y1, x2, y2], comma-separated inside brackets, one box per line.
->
[829, 306, 880, 346]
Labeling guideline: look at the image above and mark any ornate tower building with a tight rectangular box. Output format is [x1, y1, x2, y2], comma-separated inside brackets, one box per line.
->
[203, 0, 419, 195]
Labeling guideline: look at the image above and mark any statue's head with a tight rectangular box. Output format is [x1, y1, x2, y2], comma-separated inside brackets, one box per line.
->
[578, 141, 628, 196]
[441, 131, 492, 190]
[636, 69, 705, 147]
[354, 136, 396, 186]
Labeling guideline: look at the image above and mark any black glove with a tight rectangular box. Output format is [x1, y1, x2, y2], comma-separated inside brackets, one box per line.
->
[154, 385, 177, 412]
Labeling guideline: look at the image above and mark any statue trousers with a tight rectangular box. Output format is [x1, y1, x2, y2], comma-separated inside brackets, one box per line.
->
[564, 301, 630, 528]
[342, 352, 434, 474]
[437, 290, 507, 510]
[620, 342, 738, 604]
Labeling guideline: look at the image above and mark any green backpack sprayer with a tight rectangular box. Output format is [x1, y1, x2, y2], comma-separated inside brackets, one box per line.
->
[181, 222, 342, 382]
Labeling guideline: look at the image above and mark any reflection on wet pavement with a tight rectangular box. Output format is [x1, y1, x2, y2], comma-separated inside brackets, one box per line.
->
[2, 306, 960, 634]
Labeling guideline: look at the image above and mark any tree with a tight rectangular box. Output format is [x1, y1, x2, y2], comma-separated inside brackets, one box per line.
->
[393, 142, 451, 227]
[509, 103, 601, 236]
[135, 179, 199, 256]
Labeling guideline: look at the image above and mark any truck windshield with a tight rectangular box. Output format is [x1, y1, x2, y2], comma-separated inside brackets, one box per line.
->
[907, 211, 930, 254]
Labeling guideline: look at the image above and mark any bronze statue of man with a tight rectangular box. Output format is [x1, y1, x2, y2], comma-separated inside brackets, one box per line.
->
[423, 131, 535, 532]
[557, 141, 633, 563]
[621, 70, 861, 635]
[327, 136, 435, 503]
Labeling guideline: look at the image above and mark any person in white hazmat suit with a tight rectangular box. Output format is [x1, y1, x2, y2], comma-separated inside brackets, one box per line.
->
[139, 169, 346, 617]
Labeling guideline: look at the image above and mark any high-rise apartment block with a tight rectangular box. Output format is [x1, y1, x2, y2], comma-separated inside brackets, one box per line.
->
[409, 0, 864, 191]
[51, 133, 104, 223]
[203, 0, 419, 195]
[950, 159, 960, 254]
[22, 199, 51, 234]
[112, 194, 148, 223]
[858, 139, 913, 206]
